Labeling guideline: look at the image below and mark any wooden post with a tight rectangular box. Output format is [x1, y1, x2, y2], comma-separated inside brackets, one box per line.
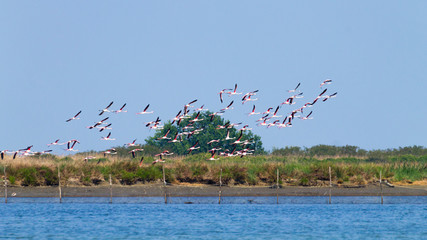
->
[219, 168, 222, 204]
[109, 174, 112, 204]
[163, 163, 167, 204]
[276, 168, 279, 204]
[380, 170, 383, 205]
[329, 166, 332, 204]
[4, 166, 7, 204]
[58, 165, 62, 203]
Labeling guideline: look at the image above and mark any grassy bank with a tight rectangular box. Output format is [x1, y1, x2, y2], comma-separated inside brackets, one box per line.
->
[0, 154, 426, 187]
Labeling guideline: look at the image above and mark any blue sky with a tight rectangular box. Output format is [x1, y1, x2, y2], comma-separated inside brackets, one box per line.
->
[1, 1, 426, 154]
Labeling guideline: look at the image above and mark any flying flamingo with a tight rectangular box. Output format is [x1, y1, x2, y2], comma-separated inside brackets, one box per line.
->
[99, 101, 113, 116]
[101, 132, 116, 141]
[271, 106, 282, 118]
[242, 94, 258, 104]
[98, 123, 112, 132]
[300, 111, 313, 120]
[66, 111, 82, 122]
[47, 139, 64, 147]
[195, 105, 208, 111]
[221, 101, 234, 111]
[152, 155, 165, 165]
[139, 156, 144, 167]
[66, 141, 79, 152]
[103, 148, 117, 157]
[239, 125, 252, 131]
[219, 88, 232, 103]
[232, 131, 244, 145]
[207, 150, 219, 161]
[113, 103, 127, 113]
[225, 130, 235, 141]
[1, 150, 8, 160]
[207, 139, 221, 145]
[248, 105, 261, 116]
[129, 148, 144, 158]
[137, 104, 153, 115]
[228, 84, 242, 96]
[320, 79, 332, 88]
[190, 112, 204, 123]
[168, 133, 181, 143]
[288, 83, 301, 93]
[322, 92, 338, 102]
[157, 129, 171, 140]
[187, 141, 200, 154]
[126, 139, 138, 147]
[88, 117, 109, 129]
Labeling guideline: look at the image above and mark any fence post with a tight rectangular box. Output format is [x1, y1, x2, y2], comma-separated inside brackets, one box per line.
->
[380, 170, 383, 205]
[4, 166, 7, 204]
[329, 166, 332, 204]
[219, 168, 222, 204]
[58, 165, 62, 203]
[163, 163, 167, 204]
[109, 174, 112, 204]
[276, 168, 279, 204]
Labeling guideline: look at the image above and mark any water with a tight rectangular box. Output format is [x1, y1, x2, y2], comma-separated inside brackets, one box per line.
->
[0, 197, 426, 239]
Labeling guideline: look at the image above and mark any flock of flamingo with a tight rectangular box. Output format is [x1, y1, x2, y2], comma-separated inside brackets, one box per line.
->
[1, 80, 337, 164]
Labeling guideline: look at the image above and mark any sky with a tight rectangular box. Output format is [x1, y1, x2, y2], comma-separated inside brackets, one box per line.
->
[1, 1, 426, 154]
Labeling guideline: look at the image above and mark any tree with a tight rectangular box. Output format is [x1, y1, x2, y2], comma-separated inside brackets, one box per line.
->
[145, 111, 264, 155]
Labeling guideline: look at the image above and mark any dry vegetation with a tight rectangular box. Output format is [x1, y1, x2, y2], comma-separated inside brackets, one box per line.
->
[1, 153, 426, 187]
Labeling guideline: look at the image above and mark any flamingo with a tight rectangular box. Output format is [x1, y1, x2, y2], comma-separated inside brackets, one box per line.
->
[152, 155, 165, 165]
[248, 105, 261, 116]
[262, 107, 273, 115]
[239, 125, 252, 131]
[139, 156, 144, 167]
[300, 111, 313, 120]
[225, 130, 235, 141]
[209, 110, 225, 121]
[66, 110, 82, 122]
[113, 103, 127, 113]
[187, 141, 200, 154]
[207, 150, 219, 161]
[88, 117, 109, 129]
[219, 88, 232, 103]
[126, 139, 138, 147]
[157, 129, 171, 140]
[288, 83, 301, 93]
[171, 110, 182, 124]
[221, 101, 234, 111]
[242, 93, 258, 104]
[103, 148, 117, 157]
[322, 92, 338, 102]
[320, 79, 332, 88]
[47, 139, 64, 147]
[207, 139, 221, 145]
[66, 141, 79, 152]
[99, 101, 113, 116]
[129, 148, 144, 158]
[98, 123, 112, 132]
[1, 150, 8, 160]
[168, 133, 181, 143]
[232, 131, 244, 145]
[137, 104, 153, 115]
[195, 105, 208, 112]
[101, 132, 116, 141]
[190, 112, 204, 123]
[83, 156, 96, 162]
[271, 106, 282, 118]
[228, 84, 242, 96]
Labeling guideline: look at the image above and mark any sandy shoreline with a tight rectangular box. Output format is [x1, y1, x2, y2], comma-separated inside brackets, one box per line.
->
[2, 184, 426, 198]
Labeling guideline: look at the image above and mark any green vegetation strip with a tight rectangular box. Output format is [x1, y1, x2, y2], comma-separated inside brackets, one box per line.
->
[1, 154, 425, 187]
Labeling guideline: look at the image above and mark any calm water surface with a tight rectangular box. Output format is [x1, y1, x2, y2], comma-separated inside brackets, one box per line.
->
[0, 196, 426, 239]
